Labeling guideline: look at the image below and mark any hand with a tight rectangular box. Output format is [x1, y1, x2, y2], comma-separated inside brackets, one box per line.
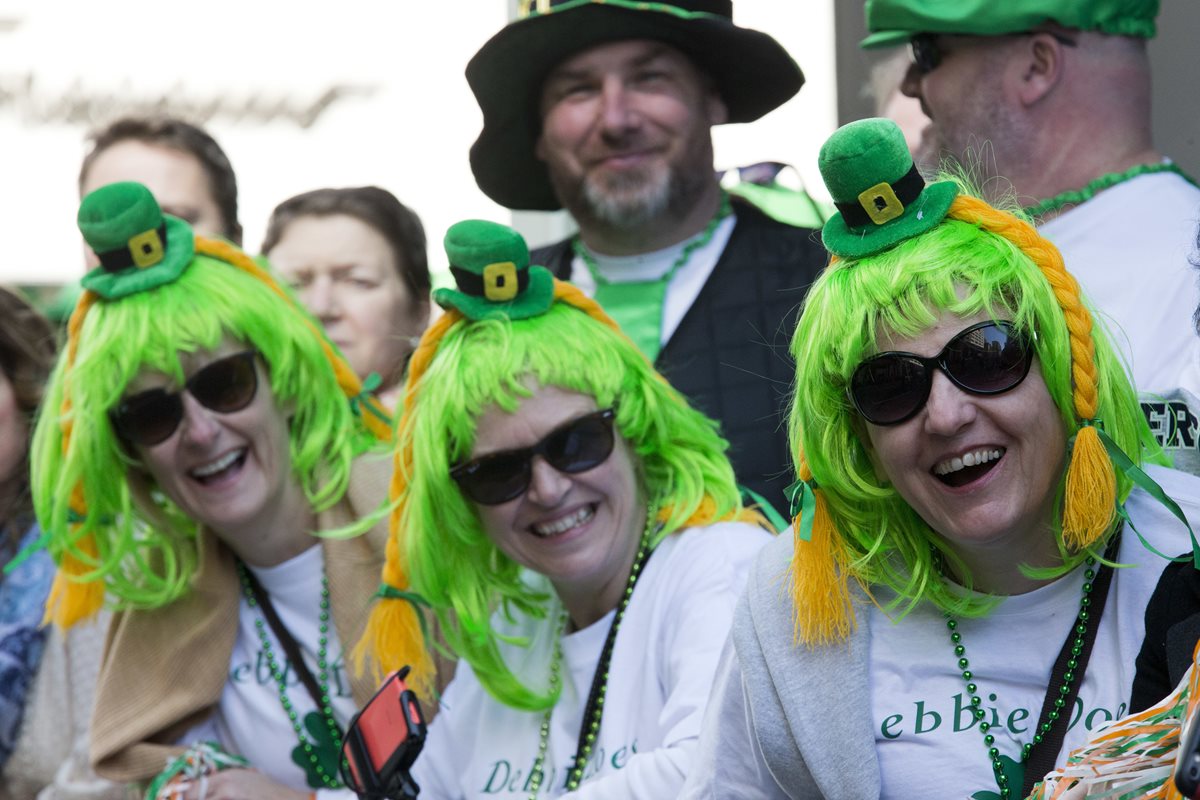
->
[178, 768, 312, 800]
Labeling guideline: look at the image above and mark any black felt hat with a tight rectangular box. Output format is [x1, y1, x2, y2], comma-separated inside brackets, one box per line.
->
[467, 0, 804, 211]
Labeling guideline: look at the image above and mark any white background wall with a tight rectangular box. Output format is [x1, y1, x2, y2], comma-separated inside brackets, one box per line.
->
[0, 0, 837, 287]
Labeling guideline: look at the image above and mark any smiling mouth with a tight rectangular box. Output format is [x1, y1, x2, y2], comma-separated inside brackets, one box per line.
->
[189, 448, 247, 485]
[933, 447, 1004, 488]
[531, 504, 596, 538]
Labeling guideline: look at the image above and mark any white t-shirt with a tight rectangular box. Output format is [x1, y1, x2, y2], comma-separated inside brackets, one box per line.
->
[871, 467, 1200, 799]
[568, 216, 737, 348]
[412, 521, 771, 799]
[1039, 170, 1200, 394]
[179, 545, 358, 800]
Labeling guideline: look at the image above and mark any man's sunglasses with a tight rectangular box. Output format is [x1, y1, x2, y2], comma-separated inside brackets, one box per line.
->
[910, 30, 1078, 74]
[849, 321, 1034, 426]
[451, 408, 617, 506]
[110, 350, 260, 446]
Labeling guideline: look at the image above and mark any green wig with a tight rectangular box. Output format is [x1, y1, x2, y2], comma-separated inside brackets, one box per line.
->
[359, 278, 761, 710]
[788, 190, 1165, 643]
[31, 237, 388, 625]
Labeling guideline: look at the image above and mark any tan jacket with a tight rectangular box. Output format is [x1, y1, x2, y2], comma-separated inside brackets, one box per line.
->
[89, 454, 392, 784]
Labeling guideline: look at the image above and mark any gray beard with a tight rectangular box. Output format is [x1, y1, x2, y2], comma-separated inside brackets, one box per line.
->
[579, 164, 676, 229]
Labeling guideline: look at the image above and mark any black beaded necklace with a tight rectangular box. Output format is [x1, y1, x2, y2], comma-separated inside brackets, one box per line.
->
[526, 508, 658, 798]
[943, 532, 1120, 799]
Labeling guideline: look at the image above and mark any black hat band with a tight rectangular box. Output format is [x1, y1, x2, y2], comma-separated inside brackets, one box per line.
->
[450, 262, 530, 302]
[835, 165, 925, 229]
[97, 223, 168, 273]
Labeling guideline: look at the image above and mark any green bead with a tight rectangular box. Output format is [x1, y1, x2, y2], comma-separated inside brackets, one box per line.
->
[958, 657, 970, 670]
[971, 696, 982, 707]
[955, 645, 966, 657]
[1078, 610, 1089, 622]
[1063, 672, 1074, 683]
[989, 747, 1000, 759]
[1054, 698, 1065, 709]
[1084, 569, 1095, 580]
[980, 722, 990, 732]
[947, 619, 958, 630]
[984, 734, 995, 745]
[975, 709, 985, 719]
[951, 632, 962, 643]
[962, 670, 973, 681]
[1075, 624, 1087, 635]
[1067, 658, 1078, 669]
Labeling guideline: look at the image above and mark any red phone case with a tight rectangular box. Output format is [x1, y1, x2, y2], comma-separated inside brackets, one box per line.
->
[342, 668, 427, 797]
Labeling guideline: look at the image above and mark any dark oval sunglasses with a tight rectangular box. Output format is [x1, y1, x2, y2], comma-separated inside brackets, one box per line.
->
[910, 30, 1077, 74]
[849, 321, 1034, 426]
[110, 350, 260, 447]
[450, 408, 617, 506]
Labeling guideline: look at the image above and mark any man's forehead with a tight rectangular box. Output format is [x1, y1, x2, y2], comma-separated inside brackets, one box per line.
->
[543, 38, 697, 80]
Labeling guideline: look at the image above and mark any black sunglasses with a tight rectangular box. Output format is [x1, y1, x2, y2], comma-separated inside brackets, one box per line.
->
[910, 30, 1078, 74]
[451, 408, 617, 506]
[110, 350, 260, 446]
[849, 321, 1034, 426]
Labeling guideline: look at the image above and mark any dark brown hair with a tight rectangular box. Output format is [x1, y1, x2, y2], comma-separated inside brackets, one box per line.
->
[261, 186, 432, 302]
[80, 115, 242, 244]
[0, 287, 55, 531]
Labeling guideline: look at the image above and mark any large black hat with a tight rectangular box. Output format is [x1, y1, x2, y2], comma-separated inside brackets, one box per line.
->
[467, 0, 804, 211]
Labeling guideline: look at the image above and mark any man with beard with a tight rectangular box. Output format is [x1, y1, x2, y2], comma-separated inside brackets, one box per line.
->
[465, 0, 826, 513]
[863, 0, 1200, 395]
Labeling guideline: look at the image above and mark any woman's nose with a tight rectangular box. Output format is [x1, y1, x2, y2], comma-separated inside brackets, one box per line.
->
[177, 391, 221, 446]
[525, 455, 572, 507]
[922, 369, 977, 436]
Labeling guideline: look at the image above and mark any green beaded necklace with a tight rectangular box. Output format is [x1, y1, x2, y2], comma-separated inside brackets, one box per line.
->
[237, 562, 343, 790]
[1023, 162, 1199, 217]
[572, 193, 732, 362]
[944, 550, 1108, 800]
[526, 507, 658, 799]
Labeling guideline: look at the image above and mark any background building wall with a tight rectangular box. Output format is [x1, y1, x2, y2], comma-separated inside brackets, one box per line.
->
[0, 0, 838, 288]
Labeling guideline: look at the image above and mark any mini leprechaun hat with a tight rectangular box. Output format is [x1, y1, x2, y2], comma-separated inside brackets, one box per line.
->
[434, 219, 555, 320]
[819, 117, 957, 260]
[78, 181, 195, 300]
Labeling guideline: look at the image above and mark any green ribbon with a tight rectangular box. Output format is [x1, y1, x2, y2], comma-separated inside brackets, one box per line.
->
[523, 0, 724, 22]
[375, 584, 433, 642]
[738, 485, 787, 533]
[349, 372, 393, 427]
[784, 478, 818, 542]
[1087, 425, 1200, 568]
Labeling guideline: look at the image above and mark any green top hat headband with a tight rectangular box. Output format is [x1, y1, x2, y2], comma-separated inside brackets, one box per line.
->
[78, 182, 195, 300]
[435, 219, 555, 320]
[819, 117, 958, 260]
[862, 0, 1159, 49]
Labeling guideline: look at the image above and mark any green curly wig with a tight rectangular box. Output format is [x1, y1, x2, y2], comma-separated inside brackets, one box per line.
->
[31, 248, 382, 614]
[393, 300, 748, 711]
[789, 205, 1164, 634]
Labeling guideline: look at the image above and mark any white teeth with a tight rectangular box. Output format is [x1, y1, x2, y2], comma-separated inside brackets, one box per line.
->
[191, 450, 242, 478]
[532, 506, 594, 537]
[934, 448, 1004, 476]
